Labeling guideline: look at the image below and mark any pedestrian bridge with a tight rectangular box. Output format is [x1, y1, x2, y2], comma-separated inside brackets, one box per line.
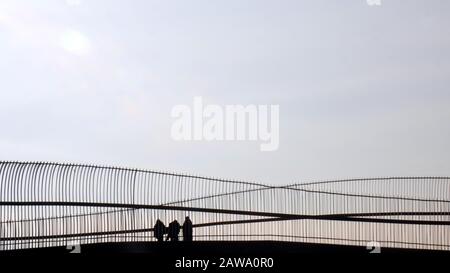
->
[0, 161, 449, 251]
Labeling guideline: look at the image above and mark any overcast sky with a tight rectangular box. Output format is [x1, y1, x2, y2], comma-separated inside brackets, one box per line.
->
[0, 0, 449, 185]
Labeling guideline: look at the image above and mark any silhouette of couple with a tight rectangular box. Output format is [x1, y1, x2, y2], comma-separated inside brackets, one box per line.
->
[154, 216, 193, 242]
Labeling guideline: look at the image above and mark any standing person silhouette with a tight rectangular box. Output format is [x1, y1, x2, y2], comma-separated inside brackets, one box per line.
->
[153, 219, 166, 242]
[182, 216, 193, 242]
[166, 220, 181, 241]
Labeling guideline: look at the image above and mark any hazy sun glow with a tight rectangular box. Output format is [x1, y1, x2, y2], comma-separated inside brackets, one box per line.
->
[66, 0, 82, 7]
[59, 29, 91, 56]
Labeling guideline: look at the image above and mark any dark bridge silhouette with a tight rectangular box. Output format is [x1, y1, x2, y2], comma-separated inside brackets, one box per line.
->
[0, 161, 449, 251]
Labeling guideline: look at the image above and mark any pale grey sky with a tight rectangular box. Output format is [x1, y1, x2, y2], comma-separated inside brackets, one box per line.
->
[0, 0, 449, 185]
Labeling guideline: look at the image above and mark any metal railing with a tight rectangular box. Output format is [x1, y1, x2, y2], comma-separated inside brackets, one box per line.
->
[1, 161, 449, 251]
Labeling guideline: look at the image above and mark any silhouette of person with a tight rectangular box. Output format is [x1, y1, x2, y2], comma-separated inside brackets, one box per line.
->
[166, 220, 181, 242]
[153, 219, 166, 242]
[182, 216, 193, 242]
